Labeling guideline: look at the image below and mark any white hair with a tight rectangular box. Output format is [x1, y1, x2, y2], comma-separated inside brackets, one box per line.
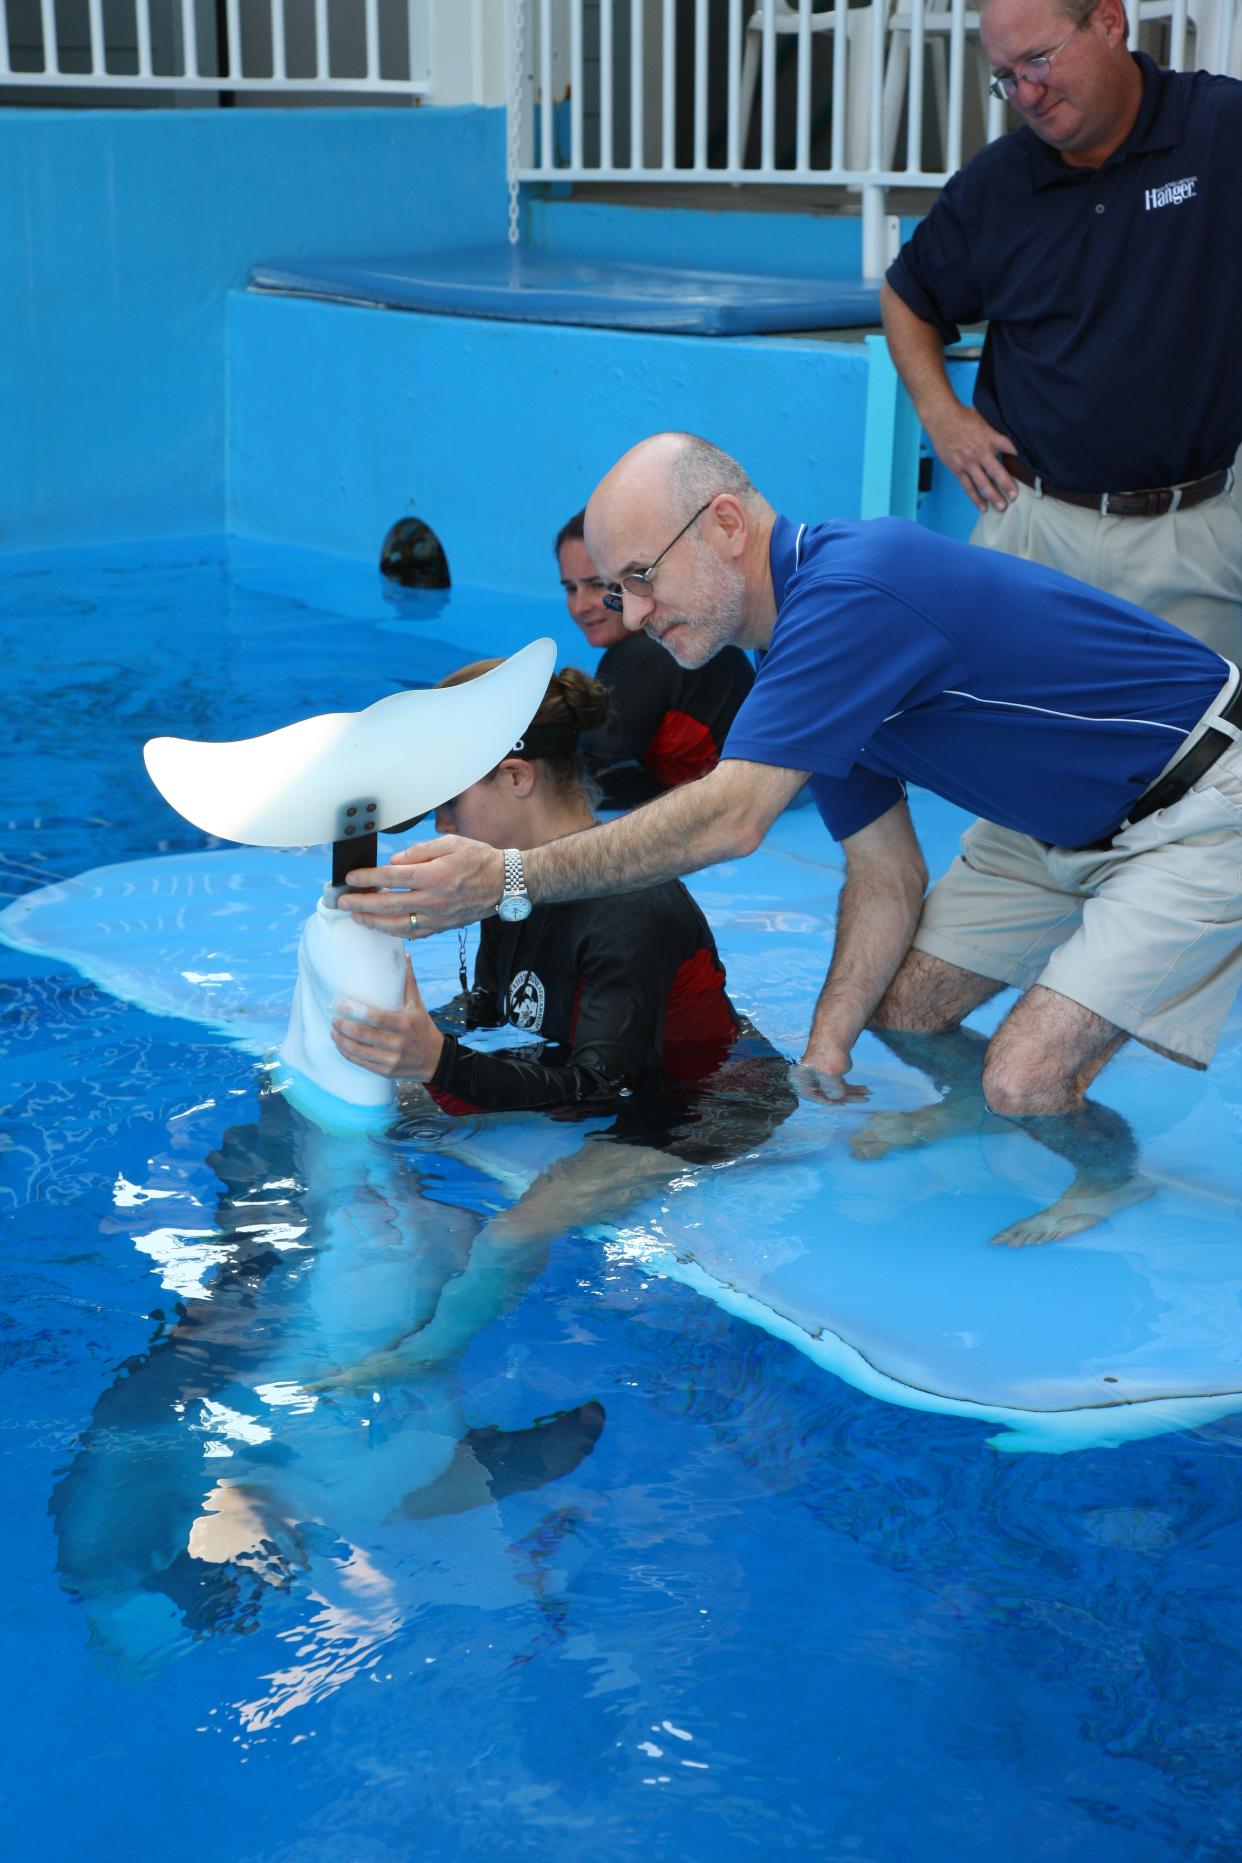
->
[664, 433, 760, 518]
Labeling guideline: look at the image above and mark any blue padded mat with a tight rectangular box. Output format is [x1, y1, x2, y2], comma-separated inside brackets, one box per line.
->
[250, 246, 882, 335]
[8, 815, 1242, 1455]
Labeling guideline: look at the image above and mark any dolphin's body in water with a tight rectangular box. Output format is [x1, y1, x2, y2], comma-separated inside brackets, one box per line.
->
[50, 1092, 604, 1682]
[51, 638, 609, 1681]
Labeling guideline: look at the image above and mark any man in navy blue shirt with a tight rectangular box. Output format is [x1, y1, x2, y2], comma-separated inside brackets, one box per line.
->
[345, 434, 1242, 1245]
[882, 0, 1242, 659]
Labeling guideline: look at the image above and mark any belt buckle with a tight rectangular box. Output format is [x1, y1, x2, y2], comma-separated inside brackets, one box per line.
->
[1102, 486, 1175, 518]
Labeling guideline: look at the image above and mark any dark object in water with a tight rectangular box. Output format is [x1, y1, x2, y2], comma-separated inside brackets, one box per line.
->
[380, 516, 451, 589]
[393, 1401, 606, 1519]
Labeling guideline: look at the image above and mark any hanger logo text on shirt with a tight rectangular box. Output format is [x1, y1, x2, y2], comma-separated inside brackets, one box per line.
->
[1144, 175, 1197, 212]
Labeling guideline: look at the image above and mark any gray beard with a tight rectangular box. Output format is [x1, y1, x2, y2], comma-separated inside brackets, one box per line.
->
[650, 545, 748, 666]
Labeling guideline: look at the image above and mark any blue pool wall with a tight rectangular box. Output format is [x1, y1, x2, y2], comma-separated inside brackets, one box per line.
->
[229, 293, 873, 592]
[228, 192, 976, 592]
[2, 104, 976, 580]
[0, 105, 505, 553]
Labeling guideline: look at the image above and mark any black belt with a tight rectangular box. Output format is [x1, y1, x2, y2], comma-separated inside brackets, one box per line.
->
[1088, 678, 1242, 849]
[1002, 454, 1232, 518]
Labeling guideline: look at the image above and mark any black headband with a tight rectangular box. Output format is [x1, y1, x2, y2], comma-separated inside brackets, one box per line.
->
[507, 723, 580, 761]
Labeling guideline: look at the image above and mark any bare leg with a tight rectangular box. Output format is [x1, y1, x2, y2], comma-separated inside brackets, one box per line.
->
[856, 961, 1151, 1247]
[982, 986, 1153, 1247]
[188, 1480, 308, 1586]
[850, 1025, 1013, 1160]
[851, 951, 1007, 1159]
[872, 947, 1008, 1033]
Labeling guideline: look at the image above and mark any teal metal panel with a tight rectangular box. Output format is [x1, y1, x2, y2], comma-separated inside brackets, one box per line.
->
[860, 333, 922, 521]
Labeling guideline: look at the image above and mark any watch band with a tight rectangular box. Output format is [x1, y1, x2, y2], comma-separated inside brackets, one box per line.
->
[497, 848, 533, 922]
[502, 847, 527, 903]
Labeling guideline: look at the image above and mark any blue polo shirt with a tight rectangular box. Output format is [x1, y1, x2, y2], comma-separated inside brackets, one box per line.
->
[721, 516, 1228, 846]
[886, 54, 1242, 489]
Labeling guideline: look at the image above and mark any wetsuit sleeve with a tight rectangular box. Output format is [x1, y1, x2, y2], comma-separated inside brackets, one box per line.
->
[428, 1034, 622, 1113]
[595, 637, 683, 764]
[885, 170, 983, 344]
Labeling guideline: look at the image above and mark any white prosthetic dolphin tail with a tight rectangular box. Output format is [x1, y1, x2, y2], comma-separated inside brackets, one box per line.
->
[278, 898, 408, 1131]
[143, 638, 557, 847]
[142, 636, 557, 1128]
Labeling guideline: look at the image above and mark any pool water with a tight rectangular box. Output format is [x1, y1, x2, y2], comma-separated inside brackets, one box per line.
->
[5, 538, 1242, 1862]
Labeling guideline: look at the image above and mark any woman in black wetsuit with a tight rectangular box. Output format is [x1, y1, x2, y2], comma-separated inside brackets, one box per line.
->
[320, 661, 794, 1386]
[332, 660, 793, 1162]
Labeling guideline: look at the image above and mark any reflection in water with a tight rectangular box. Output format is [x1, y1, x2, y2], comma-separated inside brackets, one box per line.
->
[50, 1091, 605, 1683]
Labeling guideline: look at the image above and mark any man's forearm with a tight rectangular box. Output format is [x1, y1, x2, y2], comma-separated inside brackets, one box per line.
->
[806, 864, 925, 1068]
[880, 281, 960, 428]
[349, 760, 805, 937]
[880, 282, 1015, 513]
[526, 761, 798, 905]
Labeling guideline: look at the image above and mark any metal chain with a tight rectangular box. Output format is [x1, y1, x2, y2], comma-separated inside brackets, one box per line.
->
[505, 0, 526, 246]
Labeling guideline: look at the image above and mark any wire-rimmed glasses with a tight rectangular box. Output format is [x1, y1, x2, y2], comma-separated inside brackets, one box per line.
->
[600, 498, 716, 613]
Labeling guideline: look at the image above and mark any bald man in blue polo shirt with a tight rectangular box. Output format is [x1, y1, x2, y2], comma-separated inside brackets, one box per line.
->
[882, 0, 1242, 660]
[345, 434, 1242, 1246]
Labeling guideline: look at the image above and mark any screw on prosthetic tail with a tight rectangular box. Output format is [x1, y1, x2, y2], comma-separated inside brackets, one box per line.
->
[331, 797, 380, 892]
[142, 639, 558, 849]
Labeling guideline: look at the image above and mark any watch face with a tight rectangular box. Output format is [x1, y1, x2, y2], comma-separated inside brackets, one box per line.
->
[497, 893, 532, 922]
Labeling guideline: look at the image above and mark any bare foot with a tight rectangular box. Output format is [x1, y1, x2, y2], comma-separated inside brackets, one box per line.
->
[991, 1175, 1156, 1248]
[850, 1099, 996, 1161]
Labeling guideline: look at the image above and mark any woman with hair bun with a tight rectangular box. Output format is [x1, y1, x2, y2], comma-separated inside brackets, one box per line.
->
[332, 659, 755, 1123]
[324, 658, 792, 1384]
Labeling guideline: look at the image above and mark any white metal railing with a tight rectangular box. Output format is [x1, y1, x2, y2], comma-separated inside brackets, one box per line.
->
[0, 0, 434, 96]
[507, 0, 1242, 277]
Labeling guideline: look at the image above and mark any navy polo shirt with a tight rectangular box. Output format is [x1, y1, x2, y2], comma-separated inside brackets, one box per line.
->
[721, 515, 1227, 846]
[886, 54, 1242, 489]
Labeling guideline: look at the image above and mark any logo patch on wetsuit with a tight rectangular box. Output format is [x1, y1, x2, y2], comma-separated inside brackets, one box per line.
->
[1144, 175, 1196, 211]
[508, 969, 546, 1031]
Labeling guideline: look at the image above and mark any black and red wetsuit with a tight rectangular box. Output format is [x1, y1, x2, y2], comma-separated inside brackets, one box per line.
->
[425, 883, 795, 1161]
[584, 633, 755, 810]
[428, 882, 736, 1113]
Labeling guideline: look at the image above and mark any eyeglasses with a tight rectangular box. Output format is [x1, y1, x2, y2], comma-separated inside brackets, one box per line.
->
[601, 498, 716, 613]
[987, 20, 1082, 100]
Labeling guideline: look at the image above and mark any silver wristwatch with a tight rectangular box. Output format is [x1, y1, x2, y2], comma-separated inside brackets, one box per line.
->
[496, 846, 533, 922]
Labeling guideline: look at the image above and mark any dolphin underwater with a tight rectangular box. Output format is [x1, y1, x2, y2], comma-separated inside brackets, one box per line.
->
[50, 1093, 605, 1680]
[50, 639, 607, 1678]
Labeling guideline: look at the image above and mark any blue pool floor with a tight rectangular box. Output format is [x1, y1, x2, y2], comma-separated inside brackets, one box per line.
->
[4, 537, 1242, 1861]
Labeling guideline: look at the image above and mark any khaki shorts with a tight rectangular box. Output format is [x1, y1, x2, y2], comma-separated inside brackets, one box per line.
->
[972, 477, 1242, 662]
[912, 738, 1242, 1069]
